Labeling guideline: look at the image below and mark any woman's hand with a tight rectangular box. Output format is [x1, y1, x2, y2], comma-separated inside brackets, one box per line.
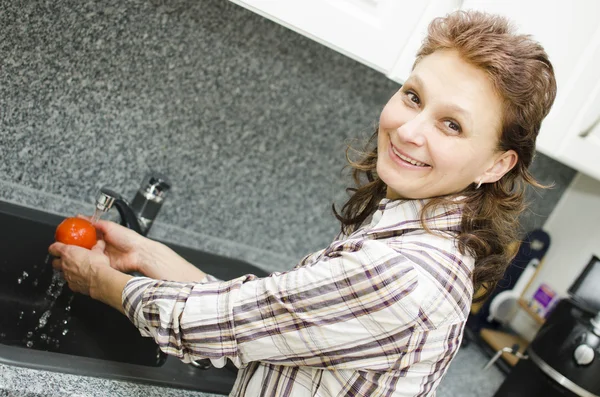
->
[92, 219, 207, 282]
[48, 240, 110, 296]
[48, 240, 132, 313]
[92, 219, 149, 275]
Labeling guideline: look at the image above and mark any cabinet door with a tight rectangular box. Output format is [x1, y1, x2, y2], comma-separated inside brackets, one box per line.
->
[557, 31, 600, 180]
[229, 0, 433, 73]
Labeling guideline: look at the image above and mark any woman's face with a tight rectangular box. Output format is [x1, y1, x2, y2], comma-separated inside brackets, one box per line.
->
[377, 49, 516, 200]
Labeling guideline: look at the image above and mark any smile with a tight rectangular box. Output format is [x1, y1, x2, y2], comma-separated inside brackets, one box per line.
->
[390, 145, 430, 167]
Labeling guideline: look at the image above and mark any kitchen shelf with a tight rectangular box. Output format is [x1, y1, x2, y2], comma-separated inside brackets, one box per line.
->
[518, 298, 546, 325]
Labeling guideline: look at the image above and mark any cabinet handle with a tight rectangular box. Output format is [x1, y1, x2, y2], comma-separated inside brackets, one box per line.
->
[579, 114, 600, 138]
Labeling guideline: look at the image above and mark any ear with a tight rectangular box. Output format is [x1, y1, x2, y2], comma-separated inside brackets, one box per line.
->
[479, 150, 518, 184]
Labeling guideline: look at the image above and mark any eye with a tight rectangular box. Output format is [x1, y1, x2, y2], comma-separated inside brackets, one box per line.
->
[405, 91, 420, 105]
[444, 120, 462, 133]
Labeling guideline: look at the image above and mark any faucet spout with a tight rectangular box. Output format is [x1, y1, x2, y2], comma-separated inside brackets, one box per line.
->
[95, 188, 143, 235]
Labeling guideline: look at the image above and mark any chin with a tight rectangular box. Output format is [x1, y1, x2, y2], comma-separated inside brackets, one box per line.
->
[377, 163, 417, 198]
[387, 189, 425, 200]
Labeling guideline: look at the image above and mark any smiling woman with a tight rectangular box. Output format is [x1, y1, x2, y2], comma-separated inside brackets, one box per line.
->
[49, 10, 556, 397]
[335, 11, 557, 306]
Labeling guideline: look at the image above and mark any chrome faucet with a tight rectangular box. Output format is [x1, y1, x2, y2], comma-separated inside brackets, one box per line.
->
[94, 172, 171, 236]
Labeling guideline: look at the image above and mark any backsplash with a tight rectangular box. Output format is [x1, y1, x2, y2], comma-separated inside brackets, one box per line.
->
[0, 0, 576, 266]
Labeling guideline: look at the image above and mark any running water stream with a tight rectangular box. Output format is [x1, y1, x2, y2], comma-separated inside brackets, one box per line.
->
[1, 209, 108, 351]
[27, 268, 73, 350]
[0, 209, 108, 351]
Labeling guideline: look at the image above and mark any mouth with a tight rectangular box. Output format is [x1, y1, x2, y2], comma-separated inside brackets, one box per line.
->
[389, 144, 430, 168]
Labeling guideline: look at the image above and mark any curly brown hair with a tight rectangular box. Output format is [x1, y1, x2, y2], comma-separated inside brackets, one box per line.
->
[332, 11, 557, 302]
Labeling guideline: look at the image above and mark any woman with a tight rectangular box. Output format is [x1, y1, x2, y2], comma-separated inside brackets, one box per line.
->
[49, 10, 556, 397]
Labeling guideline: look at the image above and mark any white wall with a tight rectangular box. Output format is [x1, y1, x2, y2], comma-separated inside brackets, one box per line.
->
[510, 172, 600, 340]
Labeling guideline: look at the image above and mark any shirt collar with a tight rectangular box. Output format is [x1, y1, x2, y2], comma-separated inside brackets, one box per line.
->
[366, 197, 463, 235]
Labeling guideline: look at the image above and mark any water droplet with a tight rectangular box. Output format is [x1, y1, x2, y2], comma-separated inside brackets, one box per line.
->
[45, 270, 66, 299]
[65, 306, 71, 312]
[40, 334, 47, 340]
[17, 278, 22, 284]
[0, 333, 5, 339]
[26, 341, 33, 348]
[62, 320, 68, 325]
[22, 271, 29, 278]
[38, 310, 51, 329]
[32, 310, 36, 315]
[32, 279, 38, 287]
[26, 331, 33, 338]
[18, 312, 24, 320]
[62, 329, 69, 336]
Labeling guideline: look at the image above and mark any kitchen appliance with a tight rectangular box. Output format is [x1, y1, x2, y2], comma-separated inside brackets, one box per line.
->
[466, 229, 551, 333]
[568, 255, 600, 314]
[487, 257, 541, 324]
[493, 256, 600, 397]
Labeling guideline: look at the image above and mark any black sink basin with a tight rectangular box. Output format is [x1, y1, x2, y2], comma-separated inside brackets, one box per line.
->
[0, 200, 269, 393]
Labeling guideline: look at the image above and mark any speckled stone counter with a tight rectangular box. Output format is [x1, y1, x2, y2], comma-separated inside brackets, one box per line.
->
[0, 363, 221, 397]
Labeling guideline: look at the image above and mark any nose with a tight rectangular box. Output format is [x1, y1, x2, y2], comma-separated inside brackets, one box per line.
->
[395, 113, 427, 147]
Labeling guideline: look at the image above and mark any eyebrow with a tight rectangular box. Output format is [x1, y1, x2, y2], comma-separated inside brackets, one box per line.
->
[405, 74, 473, 124]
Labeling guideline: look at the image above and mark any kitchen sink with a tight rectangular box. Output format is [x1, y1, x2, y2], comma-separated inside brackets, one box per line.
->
[0, 199, 269, 394]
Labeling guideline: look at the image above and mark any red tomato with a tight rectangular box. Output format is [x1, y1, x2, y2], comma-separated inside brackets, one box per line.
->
[55, 217, 97, 249]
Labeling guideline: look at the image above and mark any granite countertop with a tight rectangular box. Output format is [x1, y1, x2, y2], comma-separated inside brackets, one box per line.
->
[0, 182, 292, 397]
[0, 364, 221, 397]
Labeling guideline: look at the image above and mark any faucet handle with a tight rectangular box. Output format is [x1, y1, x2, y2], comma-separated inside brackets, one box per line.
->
[140, 172, 171, 200]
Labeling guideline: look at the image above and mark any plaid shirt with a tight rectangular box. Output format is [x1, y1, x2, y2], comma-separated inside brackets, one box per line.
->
[123, 198, 474, 397]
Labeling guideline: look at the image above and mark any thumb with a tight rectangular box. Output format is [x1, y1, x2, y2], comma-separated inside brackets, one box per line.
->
[92, 219, 119, 238]
[48, 242, 67, 257]
[92, 239, 106, 253]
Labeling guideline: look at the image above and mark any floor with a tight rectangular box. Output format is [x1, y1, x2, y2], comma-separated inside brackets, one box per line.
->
[438, 343, 506, 397]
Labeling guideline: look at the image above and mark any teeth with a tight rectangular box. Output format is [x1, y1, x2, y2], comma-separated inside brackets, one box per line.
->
[392, 147, 428, 167]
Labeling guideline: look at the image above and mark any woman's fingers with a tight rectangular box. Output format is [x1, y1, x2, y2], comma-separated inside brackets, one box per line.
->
[48, 242, 66, 258]
[92, 239, 106, 253]
[51, 257, 62, 270]
[76, 214, 107, 241]
[92, 219, 118, 235]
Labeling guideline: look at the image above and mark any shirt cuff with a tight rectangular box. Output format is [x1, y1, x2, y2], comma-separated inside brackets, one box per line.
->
[121, 277, 157, 337]
[201, 273, 223, 283]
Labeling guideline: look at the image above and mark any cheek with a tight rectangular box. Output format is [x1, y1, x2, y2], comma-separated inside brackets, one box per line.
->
[429, 140, 472, 171]
[378, 105, 393, 128]
[437, 144, 485, 175]
[379, 97, 406, 129]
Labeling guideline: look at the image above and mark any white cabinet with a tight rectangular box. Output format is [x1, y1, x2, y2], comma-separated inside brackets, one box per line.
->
[228, 0, 456, 74]
[554, 32, 600, 179]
